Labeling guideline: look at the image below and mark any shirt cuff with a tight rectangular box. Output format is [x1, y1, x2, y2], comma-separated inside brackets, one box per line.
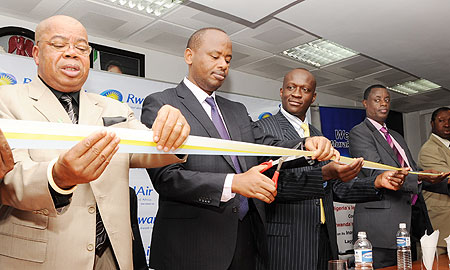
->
[221, 173, 236, 202]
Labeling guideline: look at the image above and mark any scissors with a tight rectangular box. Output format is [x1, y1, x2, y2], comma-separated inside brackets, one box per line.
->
[259, 141, 304, 188]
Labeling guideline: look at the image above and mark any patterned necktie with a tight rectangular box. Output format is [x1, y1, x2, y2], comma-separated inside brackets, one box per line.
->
[379, 127, 405, 167]
[60, 94, 78, 124]
[301, 123, 326, 224]
[380, 127, 417, 204]
[205, 97, 248, 220]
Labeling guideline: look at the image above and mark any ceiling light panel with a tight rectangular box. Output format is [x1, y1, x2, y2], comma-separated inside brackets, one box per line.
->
[96, 0, 183, 17]
[388, 79, 441, 95]
[281, 39, 358, 68]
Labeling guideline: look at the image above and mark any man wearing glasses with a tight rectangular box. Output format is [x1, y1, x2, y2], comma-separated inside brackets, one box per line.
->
[0, 15, 190, 269]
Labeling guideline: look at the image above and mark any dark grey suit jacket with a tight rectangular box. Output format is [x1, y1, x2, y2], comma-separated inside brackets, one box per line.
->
[255, 112, 381, 270]
[140, 82, 317, 270]
[349, 118, 449, 249]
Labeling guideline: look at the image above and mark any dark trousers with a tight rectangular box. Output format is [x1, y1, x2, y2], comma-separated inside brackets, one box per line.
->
[317, 223, 333, 270]
[228, 211, 257, 270]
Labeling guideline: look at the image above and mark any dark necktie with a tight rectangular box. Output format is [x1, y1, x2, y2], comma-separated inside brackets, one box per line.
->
[59, 94, 78, 124]
[60, 94, 109, 253]
[380, 127, 418, 205]
[205, 97, 248, 219]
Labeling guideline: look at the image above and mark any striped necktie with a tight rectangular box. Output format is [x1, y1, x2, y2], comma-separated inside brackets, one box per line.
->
[60, 94, 78, 124]
[301, 123, 326, 224]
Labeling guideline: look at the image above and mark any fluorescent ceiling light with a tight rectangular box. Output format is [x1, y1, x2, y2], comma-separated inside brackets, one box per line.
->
[388, 79, 441, 95]
[281, 39, 358, 68]
[98, 0, 183, 16]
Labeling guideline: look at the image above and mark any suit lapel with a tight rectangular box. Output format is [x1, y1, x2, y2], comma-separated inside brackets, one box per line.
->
[216, 95, 246, 171]
[176, 83, 221, 139]
[79, 91, 103, 126]
[364, 119, 401, 167]
[274, 112, 301, 140]
[29, 78, 74, 124]
[431, 134, 450, 156]
[176, 83, 236, 171]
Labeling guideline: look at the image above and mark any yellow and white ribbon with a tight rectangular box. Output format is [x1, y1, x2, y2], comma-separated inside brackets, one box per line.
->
[0, 119, 441, 176]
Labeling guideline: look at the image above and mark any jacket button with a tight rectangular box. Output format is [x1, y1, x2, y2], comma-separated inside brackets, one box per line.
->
[87, 244, 94, 251]
[232, 207, 238, 213]
[88, 206, 96, 214]
[42, 209, 49, 216]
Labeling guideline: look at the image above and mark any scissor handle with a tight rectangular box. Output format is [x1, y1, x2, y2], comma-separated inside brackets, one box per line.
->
[272, 171, 280, 188]
[259, 160, 273, 173]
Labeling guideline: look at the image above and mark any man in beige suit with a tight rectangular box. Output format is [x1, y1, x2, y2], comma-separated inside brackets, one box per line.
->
[0, 129, 13, 179]
[419, 106, 450, 255]
[0, 15, 190, 269]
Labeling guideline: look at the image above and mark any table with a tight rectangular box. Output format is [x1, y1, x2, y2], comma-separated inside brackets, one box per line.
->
[380, 254, 449, 270]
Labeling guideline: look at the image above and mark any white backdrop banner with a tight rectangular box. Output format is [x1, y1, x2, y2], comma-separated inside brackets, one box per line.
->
[0, 52, 283, 263]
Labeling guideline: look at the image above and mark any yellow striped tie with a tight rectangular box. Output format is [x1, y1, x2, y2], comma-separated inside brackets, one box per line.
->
[301, 123, 326, 224]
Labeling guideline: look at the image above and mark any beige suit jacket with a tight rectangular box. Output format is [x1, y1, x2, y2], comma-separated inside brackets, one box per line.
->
[418, 134, 450, 248]
[0, 78, 180, 269]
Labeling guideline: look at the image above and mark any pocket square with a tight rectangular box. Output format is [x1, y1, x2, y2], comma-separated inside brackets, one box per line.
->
[102, 116, 127, 127]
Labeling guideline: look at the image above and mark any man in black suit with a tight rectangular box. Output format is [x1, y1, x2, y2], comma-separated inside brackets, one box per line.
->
[255, 69, 408, 270]
[140, 28, 336, 270]
[349, 85, 450, 268]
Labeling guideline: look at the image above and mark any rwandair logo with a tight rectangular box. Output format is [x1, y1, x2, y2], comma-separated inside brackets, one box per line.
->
[258, 112, 272, 120]
[100, 89, 123, 102]
[0, 73, 17, 85]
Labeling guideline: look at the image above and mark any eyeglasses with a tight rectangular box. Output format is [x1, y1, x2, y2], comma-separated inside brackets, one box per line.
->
[38, 40, 92, 56]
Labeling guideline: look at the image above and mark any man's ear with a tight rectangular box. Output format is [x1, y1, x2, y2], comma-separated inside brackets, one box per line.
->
[184, 48, 193, 65]
[362, 99, 368, 109]
[32, 45, 40, 66]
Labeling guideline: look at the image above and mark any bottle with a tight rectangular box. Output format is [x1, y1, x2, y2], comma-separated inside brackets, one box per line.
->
[397, 223, 412, 270]
[354, 231, 373, 270]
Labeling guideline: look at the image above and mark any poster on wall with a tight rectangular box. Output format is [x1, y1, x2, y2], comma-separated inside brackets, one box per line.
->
[319, 106, 366, 254]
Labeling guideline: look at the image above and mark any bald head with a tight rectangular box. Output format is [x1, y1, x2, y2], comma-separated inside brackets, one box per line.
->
[282, 68, 316, 90]
[186, 27, 228, 51]
[35, 15, 87, 42]
[33, 15, 90, 92]
[280, 68, 316, 120]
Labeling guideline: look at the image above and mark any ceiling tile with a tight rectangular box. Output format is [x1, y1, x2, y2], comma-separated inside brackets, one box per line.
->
[310, 69, 350, 88]
[391, 89, 450, 112]
[317, 80, 368, 101]
[356, 68, 416, 86]
[123, 20, 193, 56]
[59, 0, 155, 40]
[162, 5, 246, 35]
[235, 55, 311, 80]
[189, 0, 298, 23]
[230, 42, 272, 69]
[322, 55, 389, 79]
[230, 19, 317, 53]
[0, 0, 71, 21]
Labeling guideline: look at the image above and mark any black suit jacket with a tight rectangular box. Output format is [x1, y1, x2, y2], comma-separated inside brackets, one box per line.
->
[140, 82, 315, 270]
[349, 118, 449, 249]
[255, 112, 382, 270]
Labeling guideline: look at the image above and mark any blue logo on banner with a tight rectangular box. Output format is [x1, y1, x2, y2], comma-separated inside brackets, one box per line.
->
[258, 112, 272, 119]
[138, 216, 155, 225]
[100, 89, 123, 102]
[0, 72, 17, 85]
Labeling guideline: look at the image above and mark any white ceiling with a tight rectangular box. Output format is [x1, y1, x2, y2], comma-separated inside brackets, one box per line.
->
[0, 0, 449, 112]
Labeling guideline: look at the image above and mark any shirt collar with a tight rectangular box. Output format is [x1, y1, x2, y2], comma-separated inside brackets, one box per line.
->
[432, 133, 450, 148]
[280, 107, 306, 129]
[183, 77, 216, 104]
[38, 75, 80, 105]
[367, 117, 386, 131]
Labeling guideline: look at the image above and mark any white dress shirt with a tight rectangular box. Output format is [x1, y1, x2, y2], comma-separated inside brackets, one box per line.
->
[183, 77, 235, 202]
